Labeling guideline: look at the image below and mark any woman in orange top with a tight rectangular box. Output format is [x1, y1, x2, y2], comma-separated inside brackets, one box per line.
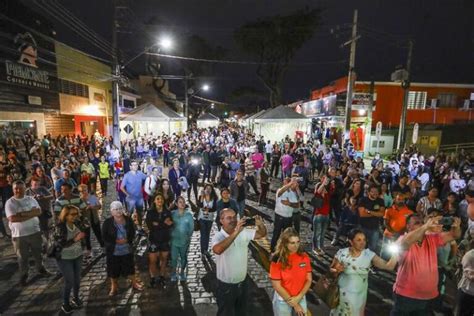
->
[270, 228, 312, 316]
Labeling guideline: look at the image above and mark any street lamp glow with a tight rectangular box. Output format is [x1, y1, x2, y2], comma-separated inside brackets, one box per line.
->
[159, 37, 173, 50]
[211, 103, 215, 109]
[358, 109, 366, 115]
[202, 84, 210, 92]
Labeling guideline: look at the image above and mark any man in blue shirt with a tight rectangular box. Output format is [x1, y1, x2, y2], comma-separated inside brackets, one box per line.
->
[54, 169, 77, 196]
[120, 161, 147, 232]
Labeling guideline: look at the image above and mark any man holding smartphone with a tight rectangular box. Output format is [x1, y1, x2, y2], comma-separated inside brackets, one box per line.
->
[212, 208, 266, 316]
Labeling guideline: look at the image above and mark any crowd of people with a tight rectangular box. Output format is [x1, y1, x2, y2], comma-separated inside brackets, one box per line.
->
[0, 123, 473, 316]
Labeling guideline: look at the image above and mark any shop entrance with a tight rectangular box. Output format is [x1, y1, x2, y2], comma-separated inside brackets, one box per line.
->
[80, 121, 98, 137]
[0, 121, 37, 138]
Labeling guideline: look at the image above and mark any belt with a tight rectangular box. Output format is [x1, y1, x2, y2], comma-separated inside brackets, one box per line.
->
[218, 279, 246, 287]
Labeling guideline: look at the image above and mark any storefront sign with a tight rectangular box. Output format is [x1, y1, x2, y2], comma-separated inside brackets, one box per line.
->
[27, 95, 42, 105]
[352, 92, 376, 111]
[0, 3, 59, 111]
[301, 95, 338, 117]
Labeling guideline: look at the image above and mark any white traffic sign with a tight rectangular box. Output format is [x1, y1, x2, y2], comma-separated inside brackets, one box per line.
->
[375, 121, 382, 140]
[412, 123, 419, 144]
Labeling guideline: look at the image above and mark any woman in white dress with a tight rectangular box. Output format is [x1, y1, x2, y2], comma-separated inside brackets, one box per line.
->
[329, 229, 398, 316]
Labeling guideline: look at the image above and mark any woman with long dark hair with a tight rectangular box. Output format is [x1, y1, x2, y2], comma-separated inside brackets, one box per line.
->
[197, 184, 217, 255]
[156, 178, 175, 211]
[146, 194, 173, 288]
[270, 227, 312, 316]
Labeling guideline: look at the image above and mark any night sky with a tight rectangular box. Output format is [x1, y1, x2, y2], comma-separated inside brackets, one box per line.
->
[37, 0, 474, 109]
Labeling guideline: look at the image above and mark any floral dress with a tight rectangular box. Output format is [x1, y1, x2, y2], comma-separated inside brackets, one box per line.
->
[330, 248, 375, 316]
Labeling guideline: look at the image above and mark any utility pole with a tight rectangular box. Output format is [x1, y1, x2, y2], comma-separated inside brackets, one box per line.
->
[365, 80, 375, 155]
[343, 9, 360, 141]
[111, 0, 121, 149]
[184, 77, 189, 125]
[396, 40, 414, 151]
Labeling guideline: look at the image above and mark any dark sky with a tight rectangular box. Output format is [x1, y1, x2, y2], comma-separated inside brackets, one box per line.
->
[42, 0, 474, 109]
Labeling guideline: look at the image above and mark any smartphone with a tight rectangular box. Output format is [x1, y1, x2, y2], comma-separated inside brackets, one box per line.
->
[243, 217, 256, 226]
[439, 217, 454, 226]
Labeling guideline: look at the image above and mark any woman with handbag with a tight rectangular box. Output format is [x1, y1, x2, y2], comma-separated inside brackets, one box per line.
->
[102, 201, 143, 296]
[196, 184, 218, 256]
[52, 205, 86, 314]
[146, 194, 173, 288]
[329, 228, 398, 316]
[270, 227, 312, 316]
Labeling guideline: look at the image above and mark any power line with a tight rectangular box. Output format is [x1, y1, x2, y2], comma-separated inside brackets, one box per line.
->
[146, 52, 347, 66]
[0, 12, 111, 64]
[31, 0, 113, 57]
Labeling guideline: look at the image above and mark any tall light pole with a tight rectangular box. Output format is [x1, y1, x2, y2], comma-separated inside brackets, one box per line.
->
[111, 0, 120, 148]
[343, 9, 360, 141]
[396, 40, 414, 151]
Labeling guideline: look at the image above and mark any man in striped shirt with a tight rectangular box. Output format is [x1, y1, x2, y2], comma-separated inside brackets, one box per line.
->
[53, 183, 86, 220]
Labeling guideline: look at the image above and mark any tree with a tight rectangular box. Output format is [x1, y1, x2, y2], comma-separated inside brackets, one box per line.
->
[234, 7, 321, 107]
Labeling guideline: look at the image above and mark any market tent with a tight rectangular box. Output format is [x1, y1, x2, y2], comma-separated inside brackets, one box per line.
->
[120, 102, 187, 138]
[254, 105, 310, 142]
[243, 109, 266, 130]
[196, 112, 220, 129]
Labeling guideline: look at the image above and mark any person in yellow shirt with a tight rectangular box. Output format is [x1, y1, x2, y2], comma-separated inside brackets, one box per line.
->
[98, 155, 110, 197]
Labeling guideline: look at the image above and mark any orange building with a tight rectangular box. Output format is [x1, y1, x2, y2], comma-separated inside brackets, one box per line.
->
[309, 76, 474, 128]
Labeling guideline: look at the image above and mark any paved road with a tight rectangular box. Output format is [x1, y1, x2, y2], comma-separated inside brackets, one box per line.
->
[0, 167, 455, 315]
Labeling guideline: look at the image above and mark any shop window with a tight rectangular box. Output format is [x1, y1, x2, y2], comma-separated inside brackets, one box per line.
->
[407, 91, 427, 109]
[123, 99, 135, 109]
[437, 93, 457, 108]
[58, 79, 89, 98]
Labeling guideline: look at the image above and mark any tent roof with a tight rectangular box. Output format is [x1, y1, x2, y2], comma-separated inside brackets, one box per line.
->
[247, 109, 266, 120]
[121, 102, 185, 122]
[255, 105, 308, 120]
[197, 112, 220, 121]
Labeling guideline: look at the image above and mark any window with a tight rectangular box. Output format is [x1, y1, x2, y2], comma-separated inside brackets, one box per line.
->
[407, 91, 427, 109]
[123, 99, 135, 109]
[58, 79, 89, 98]
[437, 93, 457, 108]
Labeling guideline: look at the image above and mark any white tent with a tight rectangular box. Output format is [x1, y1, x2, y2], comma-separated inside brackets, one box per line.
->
[244, 109, 266, 131]
[120, 102, 187, 138]
[196, 112, 220, 129]
[254, 105, 310, 142]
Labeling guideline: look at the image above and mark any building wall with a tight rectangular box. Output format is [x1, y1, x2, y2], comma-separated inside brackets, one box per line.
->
[0, 112, 46, 137]
[354, 83, 473, 127]
[44, 113, 75, 136]
[55, 42, 112, 136]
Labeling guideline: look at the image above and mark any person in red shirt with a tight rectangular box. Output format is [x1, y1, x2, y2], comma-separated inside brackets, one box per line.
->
[391, 214, 461, 315]
[270, 227, 312, 316]
[312, 175, 334, 255]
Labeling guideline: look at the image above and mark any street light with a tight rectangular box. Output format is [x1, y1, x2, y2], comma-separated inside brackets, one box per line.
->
[202, 84, 210, 92]
[211, 103, 215, 109]
[159, 36, 173, 50]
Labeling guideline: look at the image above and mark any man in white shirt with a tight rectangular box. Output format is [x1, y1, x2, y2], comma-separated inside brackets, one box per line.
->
[5, 180, 50, 285]
[265, 140, 273, 163]
[270, 177, 300, 251]
[212, 208, 266, 316]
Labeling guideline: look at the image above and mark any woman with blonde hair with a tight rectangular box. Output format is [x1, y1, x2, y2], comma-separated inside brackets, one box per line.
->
[52, 205, 86, 314]
[270, 227, 312, 316]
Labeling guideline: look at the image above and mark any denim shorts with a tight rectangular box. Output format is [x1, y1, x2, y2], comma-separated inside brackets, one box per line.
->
[272, 292, 307, 316]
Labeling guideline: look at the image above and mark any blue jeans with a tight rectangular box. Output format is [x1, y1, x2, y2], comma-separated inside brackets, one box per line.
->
[362, 227, 380, 253]
[236, 200, 246, 218]
[312, 215, 329, 250]
[57, 256, 82, 305]
[272, 292, 307, 316]
[199, 219, 213, 253]
[126, 196, 144, 225]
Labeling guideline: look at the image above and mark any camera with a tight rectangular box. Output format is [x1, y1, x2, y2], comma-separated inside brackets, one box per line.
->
[243, 217, 256, 226]
[439, 217, 454, 226]
[191, 158, 199, 165]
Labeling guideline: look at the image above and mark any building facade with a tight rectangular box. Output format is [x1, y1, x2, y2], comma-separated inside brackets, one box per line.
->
[0, 0, 59, 138]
